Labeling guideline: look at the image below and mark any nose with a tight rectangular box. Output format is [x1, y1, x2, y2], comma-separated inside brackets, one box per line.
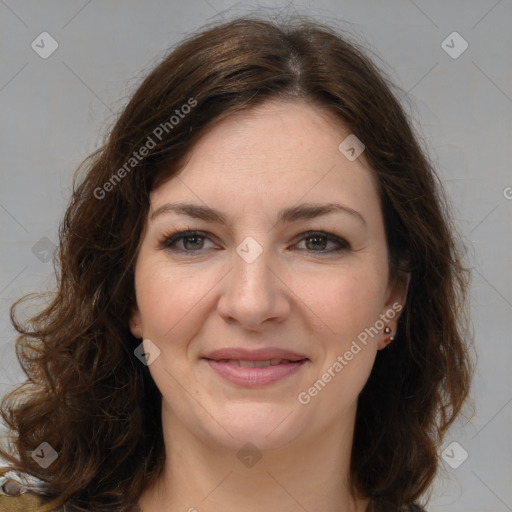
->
[216, 241, 291, 331]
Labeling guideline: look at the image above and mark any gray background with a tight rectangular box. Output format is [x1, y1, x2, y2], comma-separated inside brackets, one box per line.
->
[0, 1, 511, 510]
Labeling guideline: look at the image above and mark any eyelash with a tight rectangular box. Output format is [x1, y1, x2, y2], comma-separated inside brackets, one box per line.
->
[158, 229, 351, 256]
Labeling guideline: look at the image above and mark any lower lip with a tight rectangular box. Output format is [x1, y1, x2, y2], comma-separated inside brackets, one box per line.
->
[204, 359, 308, 387]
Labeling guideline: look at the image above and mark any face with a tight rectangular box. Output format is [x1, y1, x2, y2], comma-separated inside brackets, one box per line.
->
[129, 99, 406, 452]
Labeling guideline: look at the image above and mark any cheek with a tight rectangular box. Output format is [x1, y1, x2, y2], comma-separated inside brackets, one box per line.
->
[298, 271, 381, 410]
[134, 260, 207, 343]
[294, 264, 386, 343]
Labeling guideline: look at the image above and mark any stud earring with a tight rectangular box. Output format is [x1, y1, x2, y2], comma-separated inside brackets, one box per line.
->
[383, 326, 395, 342]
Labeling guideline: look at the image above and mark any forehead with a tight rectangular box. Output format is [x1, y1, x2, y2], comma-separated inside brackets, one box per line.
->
[180, 99, 355, 171]
[150, 99, 380, 217]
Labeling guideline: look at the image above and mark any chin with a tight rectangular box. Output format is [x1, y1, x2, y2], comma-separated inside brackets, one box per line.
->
[203, 402, 307, 451]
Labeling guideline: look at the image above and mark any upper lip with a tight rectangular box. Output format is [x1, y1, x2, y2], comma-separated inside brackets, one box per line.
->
[203, 348, 308, 362]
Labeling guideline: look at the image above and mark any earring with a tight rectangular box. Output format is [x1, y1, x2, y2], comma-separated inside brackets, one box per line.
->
[383, 326, 395, 342]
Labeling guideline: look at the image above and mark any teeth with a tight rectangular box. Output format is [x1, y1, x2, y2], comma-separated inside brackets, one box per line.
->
[221, 359, 287, 367]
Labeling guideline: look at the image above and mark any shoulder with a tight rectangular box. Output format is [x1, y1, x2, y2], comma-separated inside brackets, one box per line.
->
[0, 466, 49, 511]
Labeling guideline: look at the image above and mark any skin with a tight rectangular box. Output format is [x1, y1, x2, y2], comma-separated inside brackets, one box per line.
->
[130, 99, 407, 512]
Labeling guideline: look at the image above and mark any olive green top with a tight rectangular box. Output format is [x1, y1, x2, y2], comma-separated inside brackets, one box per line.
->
[0, 466, 143, 511]
[0, 492, 42, 511]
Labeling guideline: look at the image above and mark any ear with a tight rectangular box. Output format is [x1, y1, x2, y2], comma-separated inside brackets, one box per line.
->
[129, 304, 143, 339]
[377, 271, 410, 350]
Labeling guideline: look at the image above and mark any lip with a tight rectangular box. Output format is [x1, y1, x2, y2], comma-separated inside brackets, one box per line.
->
[203, 347, 308, 362]
[204, 359, 308, 387]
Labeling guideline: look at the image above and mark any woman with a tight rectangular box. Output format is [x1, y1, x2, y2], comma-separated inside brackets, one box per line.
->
[0, 16, 472, 512]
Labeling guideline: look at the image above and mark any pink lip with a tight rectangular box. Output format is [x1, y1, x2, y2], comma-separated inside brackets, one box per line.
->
[203, 347, 308, 362]
[204, 359, 308, 387]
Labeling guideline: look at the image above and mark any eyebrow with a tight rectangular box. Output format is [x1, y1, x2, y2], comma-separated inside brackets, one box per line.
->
[150, 201, 366, 227]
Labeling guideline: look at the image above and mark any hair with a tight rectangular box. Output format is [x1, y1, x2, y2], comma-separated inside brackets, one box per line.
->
[0, 15, 472, 512]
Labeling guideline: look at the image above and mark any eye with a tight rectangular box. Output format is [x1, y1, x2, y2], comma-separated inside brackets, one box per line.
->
[159, 230, 216, 252]
[159, 229, 350, 255]
[294, 231, 350, 254]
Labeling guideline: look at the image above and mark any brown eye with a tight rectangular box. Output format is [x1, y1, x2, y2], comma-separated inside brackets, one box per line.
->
[305, 234, 329, 251]
[160, 230, 215, 252]
[180, 234, 205, 250]
[296, 232, 350, 254]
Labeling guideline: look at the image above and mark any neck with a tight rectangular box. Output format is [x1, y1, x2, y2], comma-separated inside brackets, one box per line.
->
[138, 403, 370, 512]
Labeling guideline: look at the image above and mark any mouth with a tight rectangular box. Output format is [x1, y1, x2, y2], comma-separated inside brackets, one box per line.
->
[205, 358, 305, 367]
[202, 356, 309, 387]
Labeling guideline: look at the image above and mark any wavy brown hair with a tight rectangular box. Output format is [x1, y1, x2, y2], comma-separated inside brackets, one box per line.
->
[0, 15, 472, 512]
